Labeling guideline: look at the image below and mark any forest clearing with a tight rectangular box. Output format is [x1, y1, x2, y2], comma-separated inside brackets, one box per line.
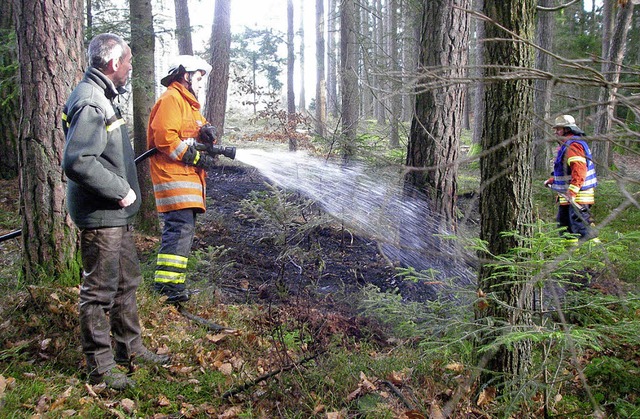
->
[2, 0, 640, 417]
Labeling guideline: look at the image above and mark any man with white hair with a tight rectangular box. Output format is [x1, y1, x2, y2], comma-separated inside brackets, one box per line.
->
[62, 33, 169, 390]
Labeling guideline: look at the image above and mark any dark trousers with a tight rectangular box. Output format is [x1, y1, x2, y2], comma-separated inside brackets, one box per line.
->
[79, 225, 143, 375]
[154, 209, 197, 290]
[556, 204, 595, 240]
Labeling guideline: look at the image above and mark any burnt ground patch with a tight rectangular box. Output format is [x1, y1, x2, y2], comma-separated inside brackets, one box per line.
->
[189, 162, 445, 310]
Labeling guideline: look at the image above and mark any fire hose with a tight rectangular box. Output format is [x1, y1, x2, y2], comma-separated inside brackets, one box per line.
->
[0, 144, 236, 244]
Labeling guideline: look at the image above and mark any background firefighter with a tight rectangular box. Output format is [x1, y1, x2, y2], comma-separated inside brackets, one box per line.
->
[147, 55, 218, 303]
[544, 114, 598, 243]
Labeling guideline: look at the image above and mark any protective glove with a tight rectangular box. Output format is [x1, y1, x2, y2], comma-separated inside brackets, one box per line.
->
[182, 144, 216, 170]
[199, 124, 218, 145]
[543, 178, 553, 188]
[566, 189, 577, 201]
[195, 153, 216, 170]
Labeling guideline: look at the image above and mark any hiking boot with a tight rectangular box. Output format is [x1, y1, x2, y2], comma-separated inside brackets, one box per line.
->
[153, 282, 190, 304]
[116, 347, 170, 366]
[89, 368, 135, 390]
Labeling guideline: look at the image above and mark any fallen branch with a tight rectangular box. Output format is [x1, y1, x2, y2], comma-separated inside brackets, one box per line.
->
[178, 306, 232, 332]
[380, 379, 417, 411]
[222, 351, 325, 399]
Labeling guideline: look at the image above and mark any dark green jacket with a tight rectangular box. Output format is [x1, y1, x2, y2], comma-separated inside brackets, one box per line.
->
[62, 67, 141, 229]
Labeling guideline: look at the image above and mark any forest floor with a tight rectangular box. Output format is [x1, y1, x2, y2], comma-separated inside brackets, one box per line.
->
[0, 142, 638, 417]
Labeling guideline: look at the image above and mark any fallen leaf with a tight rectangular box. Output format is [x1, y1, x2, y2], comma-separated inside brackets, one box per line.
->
[326, 411, 344, 419]
[219, 405, 242, 418]
[121, 398, 135, 414]
[313, 404, 325, 414]
[554, 393, 563, 402]
[40, 338, 52, 351]
[429, 402, 445, 419]
[387, 370, 406, 386]
[206, 333, 229, 344]
[445, 362, 464, 373]
[403, 410, 426, 419]
[218, 363, 233, 375]
[477, 386, 496, 406]
[346, 386, 362, 402]
[157, 395, 171, 407]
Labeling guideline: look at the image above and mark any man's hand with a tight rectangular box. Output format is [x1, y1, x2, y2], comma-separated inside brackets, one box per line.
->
[566, 189, 577, 201]
[119, 188, 137, 208]
[543, 178, 553, 188]
[199, 124, 218, 145]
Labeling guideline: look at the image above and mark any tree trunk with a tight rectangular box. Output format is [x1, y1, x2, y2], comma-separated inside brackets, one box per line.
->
[388, 0, 400, 148]
[298, 0, 306, 112]
[131, 0, 159, 234]
[327, 0, 339, 116]
[375, 0, 386, 124]
[13, 0, 84, 284]
[0, 1, 19, 179]
[532, 0, 555, 173]
[592, 1, 634, 172]
[341, 0, 358, 161]
[204, 0, 231, 137]
[405, 0, 470, 232]
[472, 0, 485, 145]
[287, 0, 297, 151]
[174, 0, 193, 55]
[315, 0, 327, 137]
[477, 0, 536, 389]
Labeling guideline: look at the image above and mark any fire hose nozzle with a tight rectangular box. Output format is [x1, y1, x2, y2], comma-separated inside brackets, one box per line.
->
[208, 145, 236, 160]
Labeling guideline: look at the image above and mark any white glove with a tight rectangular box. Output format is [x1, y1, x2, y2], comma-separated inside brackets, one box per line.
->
[118, 188, 137, 208]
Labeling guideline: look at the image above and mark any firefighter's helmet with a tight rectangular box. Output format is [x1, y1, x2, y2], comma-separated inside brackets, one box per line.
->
[161, 55, 212, 87]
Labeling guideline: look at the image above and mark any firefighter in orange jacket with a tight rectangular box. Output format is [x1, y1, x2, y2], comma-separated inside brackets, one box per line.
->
[147, 55, 218, 303]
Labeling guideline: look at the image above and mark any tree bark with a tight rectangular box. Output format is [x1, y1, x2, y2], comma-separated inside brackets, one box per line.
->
[471, 0, 485, 146]
[287, 0, 297, 151]
[131, 0, 159, 234]
[0, 1, 19, 179]
[298, 0, 306, 112]
[405, 0, 470, 232]
[327, 0, 339, 116]
[13, 0, 84, 284]
[592, 1, 634, 172]
[477, 0, 536, 388]
[388, 0, 400, 148]
[341, 0, 358, 161]
[204, 0, 231, 137]
[532, 0, 555, 173]
[174, 0, 193, 55]
[315, 0, 327, 137]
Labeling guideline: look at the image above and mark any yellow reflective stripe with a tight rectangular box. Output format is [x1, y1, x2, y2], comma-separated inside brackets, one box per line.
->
[568, 184, 580, 194]
[154, 270, 187, 284]
[157, 253, 188, 269]
[106, 118, 125, 132]
[193, 151, 201, 165]
[567, 156, 586, 165]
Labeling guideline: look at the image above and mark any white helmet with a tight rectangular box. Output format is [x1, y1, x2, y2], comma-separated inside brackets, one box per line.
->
[553, 114, 584, 135]
[553, 115, 577, 128]
[161, 55, 212, 87]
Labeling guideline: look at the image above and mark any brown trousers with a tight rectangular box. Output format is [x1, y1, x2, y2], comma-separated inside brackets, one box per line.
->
[79, 225, 143, 375]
